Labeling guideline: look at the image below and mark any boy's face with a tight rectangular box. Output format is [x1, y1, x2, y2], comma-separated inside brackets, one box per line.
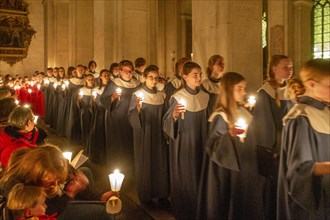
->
[29, 195, 47, 217]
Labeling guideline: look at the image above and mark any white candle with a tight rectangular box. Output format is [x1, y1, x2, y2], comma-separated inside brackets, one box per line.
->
[115, 88, 122, 101]
[37, 84, 41, 90]
[178, 98, 187, 120]
[34, 115, 39, 124]
[28, 88, 32, 93]
[137, 91, 145, 106]
[92, 91, 97, 98]
[23, 104, 30, 108]
[79, 90, 84, 97]
[109, 169, 125, 192]
[190, 52, 194, 60]
[235, 118, 248, 142]
[64, 80, 69, 87]
[44, 79, 50, 85]
[61, 84, 66, 90]
[63, 152, 72, 162]
[15, 100, 19, 105]
[53, 83, 58, 89]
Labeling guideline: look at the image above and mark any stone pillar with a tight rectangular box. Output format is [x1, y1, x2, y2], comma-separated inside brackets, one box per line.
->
[192, 0, 263, 92]
[293, 0, 313, 71]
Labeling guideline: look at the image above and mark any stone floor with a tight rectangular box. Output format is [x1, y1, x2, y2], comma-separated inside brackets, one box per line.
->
[39, 121, 176, 220]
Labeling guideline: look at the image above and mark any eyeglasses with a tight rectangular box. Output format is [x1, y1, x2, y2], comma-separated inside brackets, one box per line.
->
[147, 76, 159, 81]
[121, 69, 133, 74]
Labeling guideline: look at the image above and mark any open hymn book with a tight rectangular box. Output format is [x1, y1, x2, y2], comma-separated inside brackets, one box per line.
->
[70, 150, 88, 169]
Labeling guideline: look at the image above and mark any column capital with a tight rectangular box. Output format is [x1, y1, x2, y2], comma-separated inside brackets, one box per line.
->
[293, 0, 314, 8]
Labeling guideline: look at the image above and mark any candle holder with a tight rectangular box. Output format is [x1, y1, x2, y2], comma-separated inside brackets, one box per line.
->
[106, 169, 125, 214]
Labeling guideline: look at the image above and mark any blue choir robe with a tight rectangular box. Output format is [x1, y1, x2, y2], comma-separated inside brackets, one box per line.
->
[88, 85, 107, 164]
[66, 77, 84, 144]
[277, 96, 330, 220]
[253, 81, 293, 220]
[100, 77, 140, 176]
[163, 75, 182, 111]
[163, 85, 209, 220]
[201, 76, 221, 117]
[51, 80, 63, 130]
[128, 85, 170, 203]
[43, 76, 56, 125]
[56, 81, 69, 136]
[78, 86, 95, 148]
[196, 107, 265, 220]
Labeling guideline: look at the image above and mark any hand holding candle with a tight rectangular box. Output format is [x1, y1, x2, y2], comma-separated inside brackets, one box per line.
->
[92, 91, 97, 99]
[115, 88, 122, 101]
[178, 99, 187, 120]
[79, 90, 84, 98]
[136, 91, 145, 107]
[234, 118, 248, 142]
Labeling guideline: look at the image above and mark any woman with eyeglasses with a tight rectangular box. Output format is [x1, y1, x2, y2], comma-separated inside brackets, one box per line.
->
[100, 60, 141, 178]
[0, 145, 115, 220]
[128, 65, 170, 205]
[0, 105, 47, 169]
[163, 61, 209, 220]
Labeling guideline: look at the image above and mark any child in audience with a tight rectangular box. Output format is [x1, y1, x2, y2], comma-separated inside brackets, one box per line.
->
[7, 183, 56, 220]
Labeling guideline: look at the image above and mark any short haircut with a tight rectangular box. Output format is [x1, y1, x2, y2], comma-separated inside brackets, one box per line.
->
[8, 106, 34, 130]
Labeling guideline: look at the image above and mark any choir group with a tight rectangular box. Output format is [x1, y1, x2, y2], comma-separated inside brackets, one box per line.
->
[0, 55, 329, 220]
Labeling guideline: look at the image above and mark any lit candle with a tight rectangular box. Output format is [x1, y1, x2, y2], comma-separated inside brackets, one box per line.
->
[178, 98, 187, 120]
[34, 115, 39, 124]
[115, 88, 122, 101]
[235, 118, 248, 142]
[61, 84, 66, 90]
[92, 91, 97, 98]
[37, 84, 41, 90]
[53, 83, 58, 89]
[28, 88, 32, 93]
[44, 79, 50, 85]
[191, 52, 194, 60]
[15, 100, 19, 105]
[64, 80, 69, 87]
[23, 104, 30, 108]
[79, 90, 84, 97]
[247, 95, 256, 110]
[137, 91, 145, 106]
[108, 169, 125, 192]
[63, 152, 72, 162]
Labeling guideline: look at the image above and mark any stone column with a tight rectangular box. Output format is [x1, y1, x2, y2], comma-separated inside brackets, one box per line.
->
[192, 0, 263, 92]
[293, 0, 313, 71]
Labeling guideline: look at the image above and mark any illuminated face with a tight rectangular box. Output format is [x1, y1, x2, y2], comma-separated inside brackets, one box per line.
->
[145, 71, 159, 89]
[59, 69, 65, 77]
[76, 66, 84, 78]
[212, 58, 225, 77]
[120, 66, 133, 81]
[29, 195, 47, 217]
[53, 69, 59, 77]
[100, 71, 110, 85]
[85, 76, 95, 87]
[183, 68, 202, 90]
[233, 80, 247, 103]
[273, 58, 293, 82]
[89, 63, 96, 71]
[46, 69, 53, 77]
[312, 76, 330, 103]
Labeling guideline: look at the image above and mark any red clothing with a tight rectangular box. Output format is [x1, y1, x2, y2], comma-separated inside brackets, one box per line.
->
[16, 213, 57, 220]
[0, 126, 46, 168]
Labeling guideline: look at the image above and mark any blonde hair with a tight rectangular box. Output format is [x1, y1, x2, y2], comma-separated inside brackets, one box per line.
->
[0, 145, 68, 198]
[213, 72, 245, 128]
[7, 183, 46, 218]
[8, 106, 34, 130]
[267, 55, 291, 107]
[285, 78, 305, 101]
[300, 58, 330, 86]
